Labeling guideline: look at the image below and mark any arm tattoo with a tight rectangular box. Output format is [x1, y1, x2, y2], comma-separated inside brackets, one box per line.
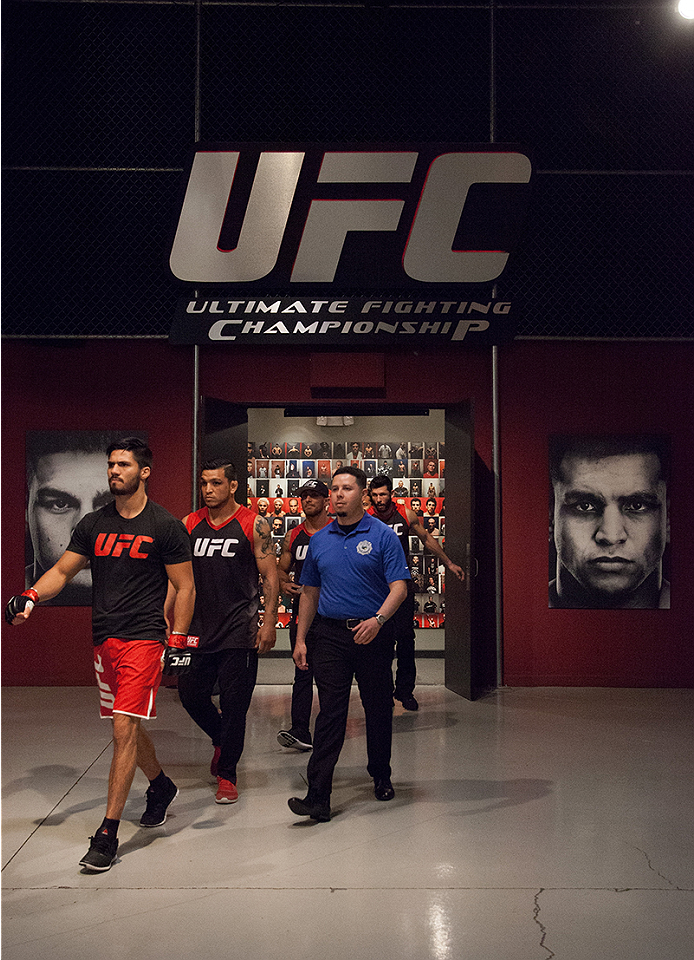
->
[261, 571, 279, 617]
[255, 516, 273, 557]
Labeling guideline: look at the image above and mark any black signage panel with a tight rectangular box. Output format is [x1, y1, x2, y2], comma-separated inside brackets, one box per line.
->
[170, 295, 518, 346]
[168, 142, 531, 346]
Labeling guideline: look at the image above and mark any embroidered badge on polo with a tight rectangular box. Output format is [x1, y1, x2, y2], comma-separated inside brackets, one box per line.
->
[357, 540, 373, 555]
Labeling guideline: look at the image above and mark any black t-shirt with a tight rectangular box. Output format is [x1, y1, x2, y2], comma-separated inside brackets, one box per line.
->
[287, 521, 317, 622]
[185, 505, 261, 651]
[68, 500, 192, 645]
[368, 502, 416, 595]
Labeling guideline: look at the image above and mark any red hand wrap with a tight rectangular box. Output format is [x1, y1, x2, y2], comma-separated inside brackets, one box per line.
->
[22, 589, 39, 604]
[168, 632, 188, 649]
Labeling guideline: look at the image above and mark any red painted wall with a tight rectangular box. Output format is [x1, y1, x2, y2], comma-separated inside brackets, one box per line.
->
[499, 341, 694, 687]
[1, 340, 196, 684]
[2, 338, 692, 687]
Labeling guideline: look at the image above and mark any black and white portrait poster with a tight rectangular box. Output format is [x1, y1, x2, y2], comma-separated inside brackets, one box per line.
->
[25, 430, 147, 605]
[548, 434, 670, 609]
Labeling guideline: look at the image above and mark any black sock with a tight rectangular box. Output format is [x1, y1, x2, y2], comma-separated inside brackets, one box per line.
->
[149, 770, 168, 791]
[98, 817, 119, 839]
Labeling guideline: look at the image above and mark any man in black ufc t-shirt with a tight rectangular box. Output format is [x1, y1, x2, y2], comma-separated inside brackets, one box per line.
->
[5, 439, 195, 873]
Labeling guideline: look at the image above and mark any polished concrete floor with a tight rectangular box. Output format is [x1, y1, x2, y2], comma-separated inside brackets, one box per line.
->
[2, 662, 693, 960]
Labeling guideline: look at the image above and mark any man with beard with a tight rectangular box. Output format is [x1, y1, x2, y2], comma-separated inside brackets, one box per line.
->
[367, 474, 464, 711]
[276, 479, 331, 751]
[288, 467, 410, 821]
[177, 458, 279, 803]
[6, 438, 195, 872]
[289, 466, 410, 822]
[271, 515, 285, 537]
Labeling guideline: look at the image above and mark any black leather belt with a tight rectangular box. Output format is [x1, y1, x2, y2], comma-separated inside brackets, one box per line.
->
[320, 615, 364, 630]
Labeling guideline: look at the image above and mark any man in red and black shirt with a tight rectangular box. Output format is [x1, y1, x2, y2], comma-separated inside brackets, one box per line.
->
[276, 479, 331, 751]
[177, 458, 279, 805]
[368, 474, 464, 711]
[5, 438, 195, 872]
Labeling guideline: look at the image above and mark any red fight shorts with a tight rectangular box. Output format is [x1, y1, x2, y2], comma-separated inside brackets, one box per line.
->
[93, 638, 164, 720]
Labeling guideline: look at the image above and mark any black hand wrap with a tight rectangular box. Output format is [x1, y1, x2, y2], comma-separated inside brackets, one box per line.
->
[5, 590, 39, 625]
[162, 646, 193, 676]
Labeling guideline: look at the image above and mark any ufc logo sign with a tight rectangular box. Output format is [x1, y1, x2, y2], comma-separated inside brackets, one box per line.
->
[94, 533, 153, 558]
[295, 545, 309, 561]
[167, 650, 191, 669]
[93, 654, 115, 711]
[169, 143, 532, 289]
[193, 537, 239, 558]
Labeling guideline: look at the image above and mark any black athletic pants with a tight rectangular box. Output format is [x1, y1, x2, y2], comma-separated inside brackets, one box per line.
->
[177, 647, 258, 783]
[306, 615, 395, 803]
[390, 590, 417, 699]
[288, 620, 316, 739]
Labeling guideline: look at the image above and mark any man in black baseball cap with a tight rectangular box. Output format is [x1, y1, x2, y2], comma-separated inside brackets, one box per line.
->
[276, 477, 331, 751]
[297, 479, 330, 499]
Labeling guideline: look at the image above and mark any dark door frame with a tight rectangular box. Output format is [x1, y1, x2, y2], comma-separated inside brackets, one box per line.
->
[198, 397, 491, 699]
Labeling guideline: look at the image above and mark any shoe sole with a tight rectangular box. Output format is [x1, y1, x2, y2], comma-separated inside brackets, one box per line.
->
[215, 793, 239, 804]
[277, 732, 312, 751]
[288, 798, 330, 822]
[79, 855, 118, 871]
[140, 787, 179, 827]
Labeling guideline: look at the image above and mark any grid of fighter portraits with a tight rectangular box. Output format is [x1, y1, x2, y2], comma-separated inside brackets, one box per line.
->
[248, 440, 446, 630]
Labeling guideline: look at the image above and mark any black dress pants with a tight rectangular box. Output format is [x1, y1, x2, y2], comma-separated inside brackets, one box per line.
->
[177, 647, 258, 782]
[306, 615, 395, 803]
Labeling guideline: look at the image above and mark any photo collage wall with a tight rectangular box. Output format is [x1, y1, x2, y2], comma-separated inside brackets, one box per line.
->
[248, 439, 446, 629]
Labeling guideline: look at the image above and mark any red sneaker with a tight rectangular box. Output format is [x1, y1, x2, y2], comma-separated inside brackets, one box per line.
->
[215, 778, 239, 804]
[210, 746, 222, 778]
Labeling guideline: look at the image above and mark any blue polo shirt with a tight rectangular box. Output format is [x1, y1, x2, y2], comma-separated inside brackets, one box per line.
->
[300, 511, 411, 619]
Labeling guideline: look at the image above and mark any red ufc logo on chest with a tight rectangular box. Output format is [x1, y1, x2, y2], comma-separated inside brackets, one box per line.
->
[95, 533, 154, 559]
[169, 143, 532, 289]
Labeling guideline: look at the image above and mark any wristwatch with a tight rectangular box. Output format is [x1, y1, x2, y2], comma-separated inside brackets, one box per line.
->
[375, 613, 387, 627]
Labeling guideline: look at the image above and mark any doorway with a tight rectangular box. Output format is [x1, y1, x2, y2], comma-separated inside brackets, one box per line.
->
[201, 400, 484, 698]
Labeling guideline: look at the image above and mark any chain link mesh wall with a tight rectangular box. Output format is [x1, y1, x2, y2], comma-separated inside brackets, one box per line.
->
[3, 1, 693, 338]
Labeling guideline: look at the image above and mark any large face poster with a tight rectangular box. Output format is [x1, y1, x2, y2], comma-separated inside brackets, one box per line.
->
[25, 431, 147, 605]
[548, 435, 670, 609]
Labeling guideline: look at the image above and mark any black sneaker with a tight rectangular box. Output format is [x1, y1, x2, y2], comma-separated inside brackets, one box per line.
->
[396, 694, 419, 711]
[79, 834, 119, 872]
[288, 795, 331, 822]
[277, 728, 313, 751]
[140, 776, 178, 827]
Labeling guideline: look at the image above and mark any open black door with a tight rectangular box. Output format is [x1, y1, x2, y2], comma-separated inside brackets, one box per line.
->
[444, 402, 475, 699]
[201, 399, 249, 505]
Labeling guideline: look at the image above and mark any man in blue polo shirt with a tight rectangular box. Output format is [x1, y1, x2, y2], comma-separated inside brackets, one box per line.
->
[288, 466, 410, 822]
